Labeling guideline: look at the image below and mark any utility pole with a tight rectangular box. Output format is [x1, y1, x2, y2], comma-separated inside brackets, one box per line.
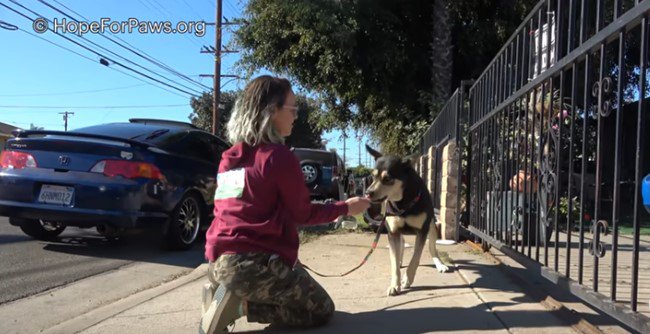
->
[201, 5, 240, 135]
[342, 130, 348, 167]
[59, 111, 74, 131]
[212, 0, 222, 135]
[356, 130, 362, 167]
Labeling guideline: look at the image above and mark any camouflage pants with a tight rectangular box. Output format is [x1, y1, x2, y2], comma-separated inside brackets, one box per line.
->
[209, 253, 334, 327]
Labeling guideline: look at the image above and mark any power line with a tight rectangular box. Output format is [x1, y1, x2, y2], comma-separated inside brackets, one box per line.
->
[49, 0, 211, 92]
[180, 0, 207, 21]
[10, 24, 189, 99]
[0, 84, 148, 97]
[139, 0, 203, 47]
[0, 104, 188, 109]
[16, 0, 204, 95]
[0, 1, 198, 97]
[222, 0, 238, 16]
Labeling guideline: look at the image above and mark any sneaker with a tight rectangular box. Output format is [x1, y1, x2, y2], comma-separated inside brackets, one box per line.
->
[201, 283, 217, 316]
[200, 284, 242, 334]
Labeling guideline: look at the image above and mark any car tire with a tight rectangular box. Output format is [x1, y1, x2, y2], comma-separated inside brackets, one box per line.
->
[301, 162, 321, 186]
[163, 193, 203, 250]
[18, 219, 66, 240]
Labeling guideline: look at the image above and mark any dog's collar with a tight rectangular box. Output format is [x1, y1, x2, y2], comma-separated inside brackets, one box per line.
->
[386, 191, 421, 217]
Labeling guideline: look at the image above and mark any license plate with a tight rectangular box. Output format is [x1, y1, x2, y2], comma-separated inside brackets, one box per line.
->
[38, 185, 74, 206]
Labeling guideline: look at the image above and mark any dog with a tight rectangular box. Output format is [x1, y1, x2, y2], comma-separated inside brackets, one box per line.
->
[365, 145, 449, 296]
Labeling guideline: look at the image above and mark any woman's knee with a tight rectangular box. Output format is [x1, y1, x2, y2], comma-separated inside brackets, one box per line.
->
[311, 295, 335, 327]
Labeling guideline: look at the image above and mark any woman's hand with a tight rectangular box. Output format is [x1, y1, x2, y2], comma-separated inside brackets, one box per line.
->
[345, 197, 372, 216]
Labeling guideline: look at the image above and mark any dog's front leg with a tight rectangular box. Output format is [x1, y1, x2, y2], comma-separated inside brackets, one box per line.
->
[386, 230, 403, 296]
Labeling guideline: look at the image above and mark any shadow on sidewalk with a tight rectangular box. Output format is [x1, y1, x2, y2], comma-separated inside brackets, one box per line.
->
[235, 305, 577, 333]
[450, 258, 628, 330]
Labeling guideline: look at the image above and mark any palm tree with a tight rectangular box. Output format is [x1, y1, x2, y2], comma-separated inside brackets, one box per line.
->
[431, 0, 452, 112]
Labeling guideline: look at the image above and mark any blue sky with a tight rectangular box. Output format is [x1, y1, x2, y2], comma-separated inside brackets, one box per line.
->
[0, 0, 371, 167]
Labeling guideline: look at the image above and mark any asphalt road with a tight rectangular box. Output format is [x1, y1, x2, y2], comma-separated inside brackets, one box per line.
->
[0, 217, 205, 304]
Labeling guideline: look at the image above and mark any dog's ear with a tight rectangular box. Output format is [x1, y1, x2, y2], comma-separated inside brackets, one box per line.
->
[403, 153, 420, 167]
[365, 144, 382, 160]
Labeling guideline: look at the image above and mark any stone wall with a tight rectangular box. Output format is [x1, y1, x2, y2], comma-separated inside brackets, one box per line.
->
[439, 141, 459, 240]
[416, 142, 460, 240]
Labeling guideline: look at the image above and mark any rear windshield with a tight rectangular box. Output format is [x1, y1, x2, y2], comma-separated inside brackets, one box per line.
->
[73, 123, 188, 148]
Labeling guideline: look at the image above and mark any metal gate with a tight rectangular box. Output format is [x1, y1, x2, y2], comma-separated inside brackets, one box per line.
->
[417, 0, 650, 331]
[466, 0, 650, 331]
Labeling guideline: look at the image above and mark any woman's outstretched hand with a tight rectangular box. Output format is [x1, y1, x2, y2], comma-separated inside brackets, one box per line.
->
[345, 196, 372, 216]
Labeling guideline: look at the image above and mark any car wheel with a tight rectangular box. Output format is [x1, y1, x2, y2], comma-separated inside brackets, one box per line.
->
[163, 194, 203, 250]
[301, 163, 320, 186]
[19, 219, 66, 240]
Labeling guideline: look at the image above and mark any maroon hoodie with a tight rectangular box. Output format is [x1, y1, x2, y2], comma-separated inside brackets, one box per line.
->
[205, 142, 348, 266]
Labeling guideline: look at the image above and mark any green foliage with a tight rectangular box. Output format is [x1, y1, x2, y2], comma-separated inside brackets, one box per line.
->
[558, 196, 581, 223]
[348, 165, 372, 177]
[234, 0, 539, 155]
[284, 95, 325, 149]
[29, 123, 44, 131]
[373, 118, 431, 155]
[447, 0, 538, 87]
[234, 0, 434, 154]
[188, 91, 238, 139]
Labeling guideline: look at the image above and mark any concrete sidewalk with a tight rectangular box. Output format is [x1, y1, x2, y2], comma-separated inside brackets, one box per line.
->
[48, 232, 598, 334]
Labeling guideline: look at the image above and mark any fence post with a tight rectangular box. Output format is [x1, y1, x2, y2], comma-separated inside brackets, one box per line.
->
[427, 146, 436, 196]
[439, 141, 459, 240]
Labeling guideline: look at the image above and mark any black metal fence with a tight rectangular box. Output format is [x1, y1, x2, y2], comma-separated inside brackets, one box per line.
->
[420, 0, 650, 331]
[419, 83, 471, 240]
[420, 84, 466, 155]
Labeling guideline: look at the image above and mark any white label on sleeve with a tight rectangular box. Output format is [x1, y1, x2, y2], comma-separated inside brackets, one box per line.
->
[214, 168, 245, 200]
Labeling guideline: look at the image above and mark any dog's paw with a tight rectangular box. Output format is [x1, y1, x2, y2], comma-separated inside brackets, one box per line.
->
[387, 285, 401, 296]
[433, 257, 449, 273]
[401, 273, 413, 289]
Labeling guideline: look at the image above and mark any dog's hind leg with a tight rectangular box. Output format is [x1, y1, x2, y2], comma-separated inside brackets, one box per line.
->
[399, 234, 405, 268]
[402, 230, 426, 289]
[427, 222, 449, 273]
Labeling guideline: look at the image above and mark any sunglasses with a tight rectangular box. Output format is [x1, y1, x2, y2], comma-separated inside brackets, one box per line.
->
[283, 105, 299, 116]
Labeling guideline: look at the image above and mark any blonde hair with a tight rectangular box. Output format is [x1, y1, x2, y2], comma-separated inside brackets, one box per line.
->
[226, 75, 292, 146]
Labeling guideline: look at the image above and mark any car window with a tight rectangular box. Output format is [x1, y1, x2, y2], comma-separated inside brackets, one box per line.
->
[168, 132, 216, 164]
[208, 136, 230, 165]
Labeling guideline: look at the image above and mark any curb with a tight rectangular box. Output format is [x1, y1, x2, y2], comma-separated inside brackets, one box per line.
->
[43, 263, 209, 334]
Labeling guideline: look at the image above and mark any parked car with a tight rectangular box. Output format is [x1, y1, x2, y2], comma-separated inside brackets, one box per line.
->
[291, 147, 346, 201]
[0, 119, 229, 250]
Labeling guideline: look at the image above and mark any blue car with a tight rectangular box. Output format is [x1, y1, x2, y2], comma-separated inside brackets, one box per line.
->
[0, 119, 229, 250]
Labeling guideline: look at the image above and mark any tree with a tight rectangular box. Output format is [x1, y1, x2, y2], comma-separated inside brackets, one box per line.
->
[235, 0, 435, 153]
[189, 90, 323, 148]
[284, 95, 324, 149]
[447, 0, 538, 88]
[188, 91, 238, 139]
[348, 165, 372, 178]
[431, 0, 452, 106]
[234, 0, 539, 155]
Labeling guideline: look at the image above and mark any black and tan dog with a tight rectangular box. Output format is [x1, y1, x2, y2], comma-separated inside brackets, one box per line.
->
[365, 145, 449, 296]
